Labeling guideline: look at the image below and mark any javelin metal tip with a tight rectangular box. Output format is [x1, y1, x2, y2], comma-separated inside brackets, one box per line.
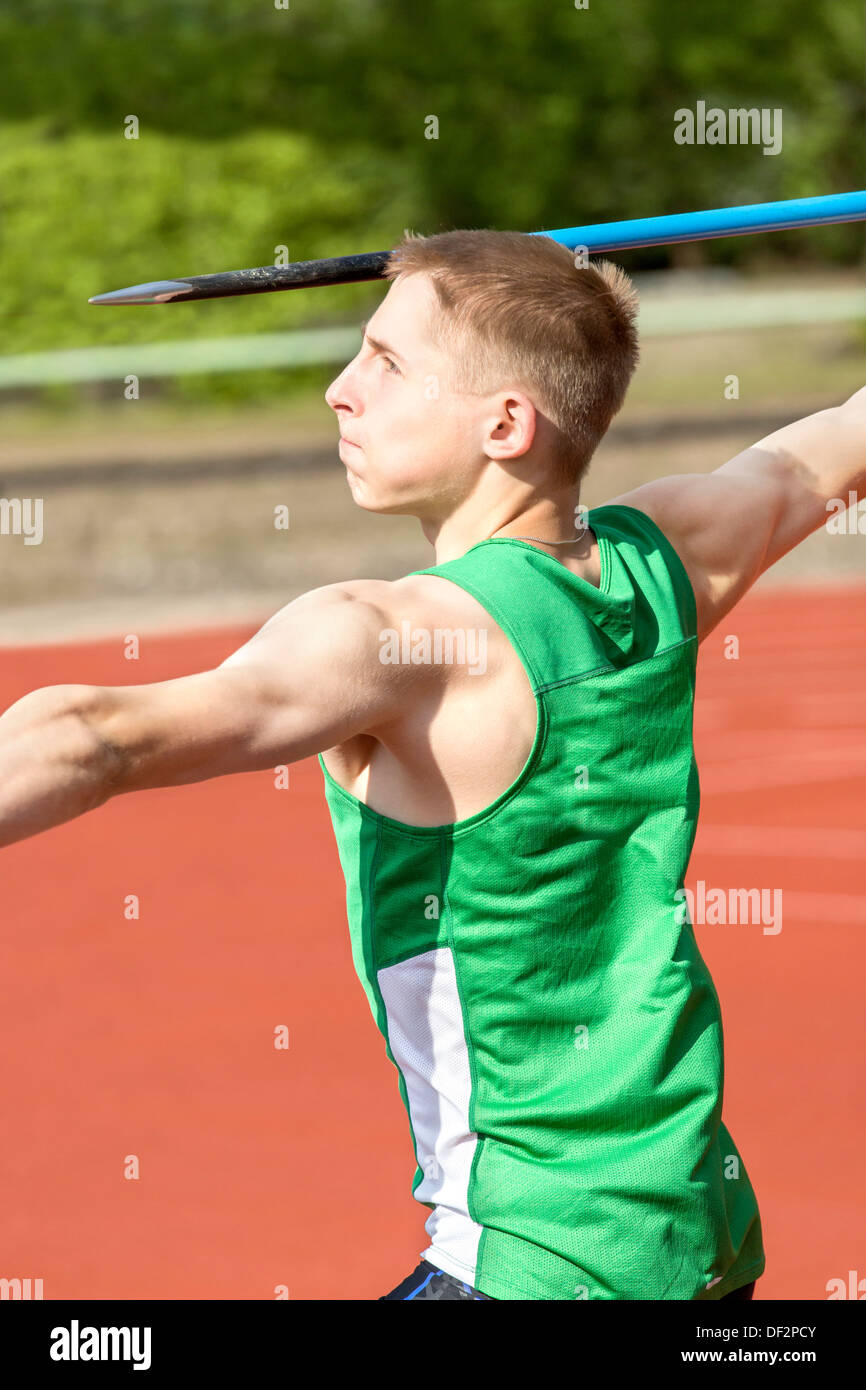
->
[88, 280, 195, 305]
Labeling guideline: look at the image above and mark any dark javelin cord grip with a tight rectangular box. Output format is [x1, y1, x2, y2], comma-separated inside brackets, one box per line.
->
[88, 250, 391, 304]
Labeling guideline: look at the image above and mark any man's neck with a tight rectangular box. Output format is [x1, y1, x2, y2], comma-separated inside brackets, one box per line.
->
[424, 494, 586, 565]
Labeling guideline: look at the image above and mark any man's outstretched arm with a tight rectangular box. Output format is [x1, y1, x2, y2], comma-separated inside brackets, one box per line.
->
[0, 580, 423, 850]
[605, 384, 866, 642]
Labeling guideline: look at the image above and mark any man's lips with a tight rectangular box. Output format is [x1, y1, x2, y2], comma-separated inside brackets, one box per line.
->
[339, 435, 361, 450]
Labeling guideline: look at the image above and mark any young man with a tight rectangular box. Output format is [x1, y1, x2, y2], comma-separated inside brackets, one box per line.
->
[1, 230, 863, 1300]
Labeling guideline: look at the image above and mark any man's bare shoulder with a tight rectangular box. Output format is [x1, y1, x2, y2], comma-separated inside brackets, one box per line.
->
[239, 573, 452, 639]
[601, 463, 795, 642]
[307, 572, 500, 781]
[601, 468, 779, 534]
[294, 571, 487, 628]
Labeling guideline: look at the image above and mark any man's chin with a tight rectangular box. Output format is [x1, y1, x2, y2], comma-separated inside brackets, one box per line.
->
[345, 477, 417, 516]
[350, 493, 415, 516]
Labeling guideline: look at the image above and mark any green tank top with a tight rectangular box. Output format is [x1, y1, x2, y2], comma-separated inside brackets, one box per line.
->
[318, 504, 765, 1300]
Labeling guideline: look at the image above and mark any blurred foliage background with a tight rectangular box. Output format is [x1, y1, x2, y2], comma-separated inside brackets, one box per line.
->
[0, 0, 863, 378]
[1, 0, 864, 630]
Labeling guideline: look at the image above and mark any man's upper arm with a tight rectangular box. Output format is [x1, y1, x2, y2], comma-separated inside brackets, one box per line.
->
[89, 581, 420, 794]
[604, 396, 866, 642]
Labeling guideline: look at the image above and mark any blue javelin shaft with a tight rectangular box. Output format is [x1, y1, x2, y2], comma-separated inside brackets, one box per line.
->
[90, 190, 866, 304]
[539, 190, 866, 253]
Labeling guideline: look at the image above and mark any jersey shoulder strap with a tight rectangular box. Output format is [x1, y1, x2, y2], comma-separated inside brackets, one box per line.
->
[589, 502, 698, 644]
[405, 503, 697, 693]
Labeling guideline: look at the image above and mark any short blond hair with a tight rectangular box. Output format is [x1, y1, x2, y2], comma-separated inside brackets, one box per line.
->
[384, 228, 639, 487]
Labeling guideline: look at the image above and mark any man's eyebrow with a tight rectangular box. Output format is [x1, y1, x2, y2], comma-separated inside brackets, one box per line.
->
[359, 319, 407, 364]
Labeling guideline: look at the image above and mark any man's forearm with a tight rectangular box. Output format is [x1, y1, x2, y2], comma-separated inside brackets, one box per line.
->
[753, 389, 866, 507]
[0, 685, 118, 849]
[834, 386, 866, 500]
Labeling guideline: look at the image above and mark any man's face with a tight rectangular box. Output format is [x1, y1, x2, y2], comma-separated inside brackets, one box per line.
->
[324, 272, 486, 518]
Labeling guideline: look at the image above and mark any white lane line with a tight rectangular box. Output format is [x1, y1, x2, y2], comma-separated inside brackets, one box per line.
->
[699, 745, 866, 794]
[776, 892, 866, 924]
[694, 825, 866, 860]
[696, 732, 847, 755]
[696, 699, 866, 729]
[687, 890, 866, 926]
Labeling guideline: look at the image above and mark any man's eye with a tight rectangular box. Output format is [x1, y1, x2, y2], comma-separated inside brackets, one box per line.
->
[382, 356, 400, 374]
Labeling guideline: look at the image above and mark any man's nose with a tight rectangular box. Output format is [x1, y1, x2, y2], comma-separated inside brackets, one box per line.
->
[325, 360, 359, 413]
[324, 373, 341, 412]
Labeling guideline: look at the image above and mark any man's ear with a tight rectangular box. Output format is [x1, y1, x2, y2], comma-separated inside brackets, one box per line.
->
[485, 392, 537, 460]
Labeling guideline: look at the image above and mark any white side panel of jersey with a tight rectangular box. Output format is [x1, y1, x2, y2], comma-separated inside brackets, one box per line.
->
[377, 945, 484, 1281]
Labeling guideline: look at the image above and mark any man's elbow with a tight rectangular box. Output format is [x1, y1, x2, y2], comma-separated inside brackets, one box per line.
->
[60, 686, 130, 805]
[0, 686, 123, 849]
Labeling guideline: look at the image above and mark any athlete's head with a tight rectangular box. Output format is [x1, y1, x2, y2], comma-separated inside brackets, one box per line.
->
[324, 228, 639, 523]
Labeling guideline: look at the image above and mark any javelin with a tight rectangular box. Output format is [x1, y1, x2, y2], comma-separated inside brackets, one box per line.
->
[89, 189, 866, 305]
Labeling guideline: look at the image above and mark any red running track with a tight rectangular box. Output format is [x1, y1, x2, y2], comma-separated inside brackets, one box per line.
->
[1, 583, 863, 1300]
